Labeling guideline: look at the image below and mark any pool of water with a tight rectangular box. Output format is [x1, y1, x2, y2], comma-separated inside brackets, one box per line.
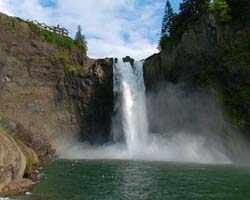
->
[10, 159, 250, 200]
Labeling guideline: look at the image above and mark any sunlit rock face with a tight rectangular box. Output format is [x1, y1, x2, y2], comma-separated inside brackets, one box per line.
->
[0, 12, 114, 146]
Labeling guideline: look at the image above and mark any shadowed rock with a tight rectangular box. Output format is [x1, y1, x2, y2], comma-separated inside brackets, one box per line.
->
[123, 56, 134, 66]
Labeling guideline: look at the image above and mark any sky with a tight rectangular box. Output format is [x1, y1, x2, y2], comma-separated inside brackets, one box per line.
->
[0, 0, 181, 59]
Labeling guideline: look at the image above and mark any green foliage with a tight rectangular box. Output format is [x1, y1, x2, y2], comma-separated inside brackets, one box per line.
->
[51, 51, 70, 62]
[159, 34, 171, 51]
[180, 0, 210, 17]
[158, 0, 250, 132]
[169, 14, 188, 47]
[196, 37, 250, 130]
[6, 56, 21, 65]
[66, 64, 81, 72]
[224, 87, 250, 128]
[74, 25, 88, 51]
[160, 0, 210, 50]
[209, 0, 231, 22]
[225, 0, 250, 22]
[0, 45, 6, 56]
[15, 17, 25, 22]
[0, 44, 23, 67]
[0, 112, 3, 122]
[28, 22, 87, 52]
[70, 100, 76, 112]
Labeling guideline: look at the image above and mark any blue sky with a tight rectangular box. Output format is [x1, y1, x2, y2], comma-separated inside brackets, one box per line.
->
[0, 0, 182, 59]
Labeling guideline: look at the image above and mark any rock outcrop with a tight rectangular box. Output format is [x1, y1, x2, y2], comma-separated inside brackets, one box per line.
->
[0, 127, 35, 196]
[64, 58, 114, 144]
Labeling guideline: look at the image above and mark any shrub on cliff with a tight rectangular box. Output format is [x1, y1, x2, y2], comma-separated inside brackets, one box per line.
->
[209, 0, 231, 22]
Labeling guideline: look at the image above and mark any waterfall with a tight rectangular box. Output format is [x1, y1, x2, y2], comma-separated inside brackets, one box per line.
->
[60, 58, 231, 164]
[112, 59, 149, 153]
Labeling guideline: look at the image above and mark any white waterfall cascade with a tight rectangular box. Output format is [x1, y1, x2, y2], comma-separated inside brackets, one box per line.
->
[57, 58, 232, 164]
[113, 59, 149, 153]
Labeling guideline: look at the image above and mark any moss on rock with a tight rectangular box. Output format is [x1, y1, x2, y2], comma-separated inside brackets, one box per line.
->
[66, 64, 81, 72]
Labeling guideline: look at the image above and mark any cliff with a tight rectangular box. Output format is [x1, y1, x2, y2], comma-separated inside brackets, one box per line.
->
[0, 12, 114, 195]
[0, 12, 114, 143]
[144, 11, 250, 134]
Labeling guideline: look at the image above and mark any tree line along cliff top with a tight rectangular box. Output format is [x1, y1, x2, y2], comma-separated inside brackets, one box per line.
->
[159, 0, 250, 50]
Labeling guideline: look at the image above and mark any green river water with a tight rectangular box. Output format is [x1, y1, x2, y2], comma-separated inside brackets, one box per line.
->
[11, 160, 250, 200]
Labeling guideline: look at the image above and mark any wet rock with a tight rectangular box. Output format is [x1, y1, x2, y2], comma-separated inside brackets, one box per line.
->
[123, 56, 134, 66]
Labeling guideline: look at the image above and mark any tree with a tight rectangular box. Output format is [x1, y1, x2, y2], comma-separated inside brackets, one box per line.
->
[180, 0, 210, 17]
[74, 25, 87, 51]
[210, 0, 231, 22]
[161, 0, 174, 36]
[195, 0, 210, 13]
[225, 0, 250, 22]
[180, 0, 193, 17]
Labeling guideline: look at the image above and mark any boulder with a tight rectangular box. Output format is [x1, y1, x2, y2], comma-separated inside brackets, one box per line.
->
[0, 127, 33, 196]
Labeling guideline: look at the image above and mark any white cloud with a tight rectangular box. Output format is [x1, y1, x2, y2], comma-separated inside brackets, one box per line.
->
[0, 0, 163, 59]
[0, 0, 11, 15]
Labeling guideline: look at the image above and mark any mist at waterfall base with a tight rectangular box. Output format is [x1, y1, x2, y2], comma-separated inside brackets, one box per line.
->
[56, 59, 250, 164]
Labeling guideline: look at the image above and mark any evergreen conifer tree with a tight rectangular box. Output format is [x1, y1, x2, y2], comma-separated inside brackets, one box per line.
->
[161, 0, 174, 36]
[74, 25, 87, 51]
[180, 0, 209, 17]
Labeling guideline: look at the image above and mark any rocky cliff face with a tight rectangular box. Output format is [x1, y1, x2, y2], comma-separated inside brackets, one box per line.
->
[144, 12, 250, 133]
[0, 12, 114, 144]
[64, 58, 114, 144]
[0, 12, 114, 195]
